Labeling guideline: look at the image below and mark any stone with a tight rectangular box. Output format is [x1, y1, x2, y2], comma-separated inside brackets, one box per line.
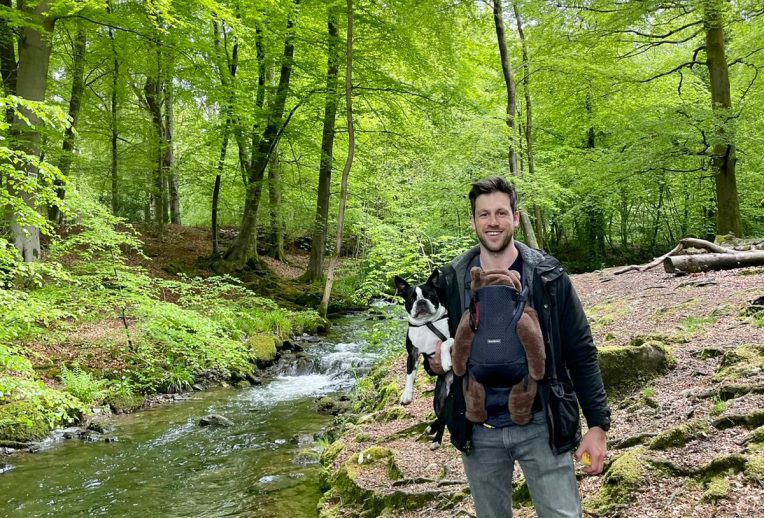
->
[199, 414, 234, 427]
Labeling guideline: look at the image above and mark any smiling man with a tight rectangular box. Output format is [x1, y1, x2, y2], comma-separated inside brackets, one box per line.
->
[431, 176, 611, 518]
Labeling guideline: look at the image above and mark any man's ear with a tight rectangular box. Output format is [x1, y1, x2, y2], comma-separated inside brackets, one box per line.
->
[513, 210, 520, 226]
[394, 276, 409, 296]
[426, 269, 440, 288]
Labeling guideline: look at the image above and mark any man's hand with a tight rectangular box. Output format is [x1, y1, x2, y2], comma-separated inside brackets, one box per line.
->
[575, 426, 607, 475]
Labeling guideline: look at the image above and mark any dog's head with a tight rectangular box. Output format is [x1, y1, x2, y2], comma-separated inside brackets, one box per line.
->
[394, 269, 442, 321]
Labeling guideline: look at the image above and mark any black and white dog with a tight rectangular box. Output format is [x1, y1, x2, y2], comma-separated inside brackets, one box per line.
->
[394, 269, 453, 449]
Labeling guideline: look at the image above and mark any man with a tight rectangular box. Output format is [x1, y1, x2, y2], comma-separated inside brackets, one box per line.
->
[430, 176, 610, 518]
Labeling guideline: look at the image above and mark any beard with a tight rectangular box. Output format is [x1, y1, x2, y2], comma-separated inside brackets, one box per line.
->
[476, 229, 514, 253]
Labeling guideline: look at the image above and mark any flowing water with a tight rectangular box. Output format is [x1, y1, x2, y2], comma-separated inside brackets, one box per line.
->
[0, 308, 403, 517]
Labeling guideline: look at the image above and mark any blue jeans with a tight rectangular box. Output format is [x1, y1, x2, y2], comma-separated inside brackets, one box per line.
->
[461, 413, 581, 518]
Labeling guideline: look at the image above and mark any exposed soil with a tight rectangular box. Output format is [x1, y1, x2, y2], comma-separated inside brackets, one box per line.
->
[320, 264, 764, 518]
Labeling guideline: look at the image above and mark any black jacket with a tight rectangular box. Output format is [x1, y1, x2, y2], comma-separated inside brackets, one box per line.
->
[438, 243, 611, 454]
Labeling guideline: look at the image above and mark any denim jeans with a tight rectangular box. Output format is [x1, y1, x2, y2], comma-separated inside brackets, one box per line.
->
[461, 412, 581, 518]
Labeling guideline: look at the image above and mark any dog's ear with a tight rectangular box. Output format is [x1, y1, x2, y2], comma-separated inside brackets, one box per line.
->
[394, 276, 410, 296]
[426, 269, 440, 288]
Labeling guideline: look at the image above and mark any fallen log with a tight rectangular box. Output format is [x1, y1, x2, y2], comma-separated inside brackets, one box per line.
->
[663, 251, 764, 274]
[614, 238, 734, 275]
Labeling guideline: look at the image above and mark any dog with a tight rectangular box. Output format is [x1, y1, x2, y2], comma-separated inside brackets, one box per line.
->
[394, 269, 454, 449]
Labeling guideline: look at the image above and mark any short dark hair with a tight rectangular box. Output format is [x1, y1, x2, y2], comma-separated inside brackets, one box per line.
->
[468, 176, 518, 215]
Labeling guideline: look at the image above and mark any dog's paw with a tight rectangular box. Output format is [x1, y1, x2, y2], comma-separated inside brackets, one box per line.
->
[440, 355, 452, 372]
[429, 441, 441, 451]
[400, 392, 413, 405]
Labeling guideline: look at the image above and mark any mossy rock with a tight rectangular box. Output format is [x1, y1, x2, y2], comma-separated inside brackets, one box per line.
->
[382, 406, 409, 422]
[105, 392, 145, 414]
[702, 476, 730, 502]
[327, 449, 441, 516]
[0, 400, 53, 443]
[598, 342, 677, 395]
[648, 420, 708, 450]
[714, 344, 764, 382]
[320, 439, 346, 466]
[745, 455, 764, 485]
[584, 448, 646, 515]
[248, 334, 278, 363]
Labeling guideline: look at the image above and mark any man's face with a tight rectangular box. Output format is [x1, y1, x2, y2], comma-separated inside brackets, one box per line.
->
[471, 191, 520, 254]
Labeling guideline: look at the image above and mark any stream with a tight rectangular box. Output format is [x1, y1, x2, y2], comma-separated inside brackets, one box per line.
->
[0, 308, 403, 517]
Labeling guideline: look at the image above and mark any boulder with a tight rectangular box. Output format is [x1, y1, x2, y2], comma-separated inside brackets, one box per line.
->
[199, 414, 234, 427]
[598, 341, 677, 395]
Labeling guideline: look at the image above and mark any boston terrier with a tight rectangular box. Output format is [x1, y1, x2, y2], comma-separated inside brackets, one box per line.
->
[394, 269, 453, 449]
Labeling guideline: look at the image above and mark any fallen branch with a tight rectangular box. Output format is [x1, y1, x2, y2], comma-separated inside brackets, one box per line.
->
[614, 238, 752, 275]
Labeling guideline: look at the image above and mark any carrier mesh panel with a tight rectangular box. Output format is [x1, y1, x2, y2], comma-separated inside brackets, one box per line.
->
[468, 285, 528, 387]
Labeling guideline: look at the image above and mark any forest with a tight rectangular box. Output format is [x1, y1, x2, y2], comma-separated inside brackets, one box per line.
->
[1, 0, 763, 516]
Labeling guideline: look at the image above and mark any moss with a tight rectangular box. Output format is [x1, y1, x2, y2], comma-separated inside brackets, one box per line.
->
[321, 439, 346, 466]
[248, 334, 278, 363]
[356, 447, 402, 480]
[714, 344, 764, 382]
[651, 298, 701, 321]
[383, 406, 409, 422]
[105, 392, 144, 414]
[648, 420, 708, 450]
[588, 299, 630, 332]
[355, 432, 372, 443]
[745, 455, 764, 485]
[598, 342, 676, 395]
[584, 448, 645, 515]
[0, 400, 52, 443]
[702, 476, 730, 502]
[747, 425, 764, 446]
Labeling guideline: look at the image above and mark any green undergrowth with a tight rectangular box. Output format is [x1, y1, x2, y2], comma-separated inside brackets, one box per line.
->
[0, 195, 326, 443]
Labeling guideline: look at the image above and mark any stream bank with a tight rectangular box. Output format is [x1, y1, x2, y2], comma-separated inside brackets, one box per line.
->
[0, 312, 396, 516]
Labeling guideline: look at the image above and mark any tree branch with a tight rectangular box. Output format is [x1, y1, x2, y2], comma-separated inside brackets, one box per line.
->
[638, 62, 703, 83]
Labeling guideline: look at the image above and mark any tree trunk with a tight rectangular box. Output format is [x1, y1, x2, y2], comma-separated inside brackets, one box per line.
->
[211, 20, 239, 256]
[49, 27, 86, 224]
[703, 2, 742, 237]
[492, 0, 517, 175]
[492, 0, 537, 249]
[304, 11, 340, 282]
[164, 79, 179, 224]
[10, 1, 55, 262]
[320, 0, 354, 318]
[664, 251, 764, 274]
[143, 75, 165, 225]
[224, 1, 299, 265]
[106, 0, 119, 215]
[0, 0, 17, 124]
[512, 1, 543, 250]
[267, 146, 286, 260]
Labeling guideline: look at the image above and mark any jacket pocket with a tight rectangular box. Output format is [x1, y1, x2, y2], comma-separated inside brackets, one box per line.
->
[548, 381, 581, 448]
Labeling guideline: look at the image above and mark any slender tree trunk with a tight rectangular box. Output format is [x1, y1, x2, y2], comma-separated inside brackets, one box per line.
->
[512, 2, 543, 249]
[164, 79, 179, 224]
[211, 21, 238, 255]
[492, 0, 518, 175]
[143, 75, 165, 226]
[267, 146, 286, 260]
[49, 27, 86, 224]
[10, 1, 55, 262]
[0, 0, 17, 124]
[703, 1, 742, 236]
[224, 1, 299, 265]
[320, 0, 354, 318]
[304, 12, 340, 282]
[109, 37, 119, 215]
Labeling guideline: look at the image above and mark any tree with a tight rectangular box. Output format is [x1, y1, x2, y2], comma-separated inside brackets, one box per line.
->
[304, 10, 340, 282]
[9, 0, 56, 262]
[320, 0, 354, 318]
[224, 0, 300, 265]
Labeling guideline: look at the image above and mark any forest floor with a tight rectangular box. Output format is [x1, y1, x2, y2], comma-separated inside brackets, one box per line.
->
[316, 263, 764, 518]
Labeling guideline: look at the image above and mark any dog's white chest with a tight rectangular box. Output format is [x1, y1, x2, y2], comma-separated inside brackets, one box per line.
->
[408, 319, 449, 355]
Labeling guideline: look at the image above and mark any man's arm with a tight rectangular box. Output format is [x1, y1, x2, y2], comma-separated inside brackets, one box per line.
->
[558, 274, 611, 475]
